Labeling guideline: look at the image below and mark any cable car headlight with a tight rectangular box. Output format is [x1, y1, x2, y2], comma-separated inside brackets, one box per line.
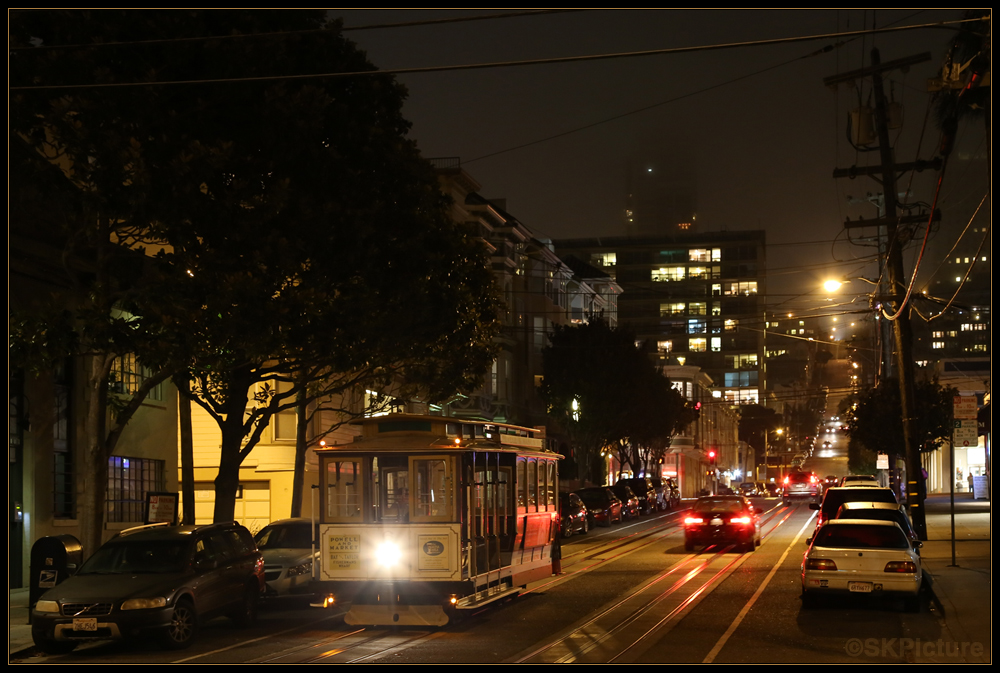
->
[376, 540, 403, 567]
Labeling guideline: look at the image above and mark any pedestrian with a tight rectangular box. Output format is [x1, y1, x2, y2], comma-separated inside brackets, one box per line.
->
[968, 471, 975, 494]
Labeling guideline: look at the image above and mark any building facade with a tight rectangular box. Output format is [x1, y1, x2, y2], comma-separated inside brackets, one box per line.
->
[554, 231, 767, 406]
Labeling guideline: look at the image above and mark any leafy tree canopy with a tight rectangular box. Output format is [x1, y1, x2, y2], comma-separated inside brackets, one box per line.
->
[540, 319, 695, 481]
[842, 378, 956, 457]
[11, 10, 503, 523]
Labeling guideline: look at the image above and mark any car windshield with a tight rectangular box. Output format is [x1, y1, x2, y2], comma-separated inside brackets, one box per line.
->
[255, 524, 313, 550]
[78, 539, 191, 574]
[813, 523, 909, 549]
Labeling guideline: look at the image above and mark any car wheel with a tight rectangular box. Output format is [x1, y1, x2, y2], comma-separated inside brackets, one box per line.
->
[581, 518, 589, 535]
[31, 630, 77, 655]
[562, 523, 572, 539]
[233, 584, 260, 628]
[160, 598, 197, 649]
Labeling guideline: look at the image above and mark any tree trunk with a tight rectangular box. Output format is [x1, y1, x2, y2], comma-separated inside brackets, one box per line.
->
[82, 353, 112, 558]
[290, 385, 308, 518]
[177, 378, 195, 524]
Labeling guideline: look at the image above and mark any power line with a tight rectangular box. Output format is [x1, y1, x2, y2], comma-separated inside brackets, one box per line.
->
[11, 17, 982, 92]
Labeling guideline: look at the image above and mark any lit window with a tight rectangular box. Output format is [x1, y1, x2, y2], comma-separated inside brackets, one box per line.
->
[689, 302, 707, 315]
[932, 342, 945, 349]
[689, 266, 709, 279]
[689, 249, 712, 262]
[711, 337, 721, 352]
[652, 267, 685, 282]
[688, 320, 706, 334]
[689, 338, 707, 352]
[725, 319, 737, 332]
[657, 340, 673, 353]
[661, 302, 686, 316]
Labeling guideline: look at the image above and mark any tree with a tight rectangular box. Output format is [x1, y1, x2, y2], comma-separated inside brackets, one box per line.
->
[842, 378, 956, 459]
[11, 10, 503, 527]
[540, 320, 694, 483]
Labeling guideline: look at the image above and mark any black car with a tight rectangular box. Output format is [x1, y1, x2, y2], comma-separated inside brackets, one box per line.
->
[575, 487, 623, 527]
[559, 492, 589, 537]
[683, 495, 761, 553]
[610, 483, 642, 520]
[619, 477, 658, 515]
[31, 521, 264, 653]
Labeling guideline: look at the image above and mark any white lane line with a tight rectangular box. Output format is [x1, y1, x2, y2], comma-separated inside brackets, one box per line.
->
[702, 511, 817, 664]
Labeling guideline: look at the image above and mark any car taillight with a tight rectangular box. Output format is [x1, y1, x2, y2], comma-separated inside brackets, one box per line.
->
[783, 477, 790, 485]
[729, 516, 751, 525]
[805, 558, 837, 570]
[809, 475, 817, 484]
[884, 561, 917, 573]
[684, 517, 704, 525]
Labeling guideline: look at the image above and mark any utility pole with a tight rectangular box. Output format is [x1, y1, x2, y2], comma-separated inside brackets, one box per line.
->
[825, 49, 937, 540]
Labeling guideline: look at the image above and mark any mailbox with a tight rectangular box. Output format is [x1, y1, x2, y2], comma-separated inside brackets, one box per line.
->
[29, 535, 83, 616]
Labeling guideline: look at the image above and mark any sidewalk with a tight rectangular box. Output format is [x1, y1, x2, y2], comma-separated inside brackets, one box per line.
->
[9, 493, 991, 661]
[915, 491, 992, 663]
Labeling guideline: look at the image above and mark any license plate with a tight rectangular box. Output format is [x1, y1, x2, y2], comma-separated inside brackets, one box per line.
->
[73, 618, 98, 631]
[849, 582, 873, 593]
[710, 518, 723, 526]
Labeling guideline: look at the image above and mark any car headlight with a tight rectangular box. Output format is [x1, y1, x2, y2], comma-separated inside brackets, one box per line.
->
[121, 597, 168, 610]
[35, 600, 60, 613]
[288, 560, 312, 577]
[375, 541, 402, 567]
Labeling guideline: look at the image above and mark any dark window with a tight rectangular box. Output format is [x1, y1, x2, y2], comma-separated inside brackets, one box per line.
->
[53, 361, 74, 519]
[106, 456, 165, 523]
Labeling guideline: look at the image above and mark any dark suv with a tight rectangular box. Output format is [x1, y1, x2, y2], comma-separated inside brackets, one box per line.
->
[32, 521, 264, 653]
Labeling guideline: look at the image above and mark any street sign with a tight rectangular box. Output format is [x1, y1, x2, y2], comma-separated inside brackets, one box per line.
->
[876, 453, 889, 470]
[953, 395, 978, 420]
[953, 420, 978, 447]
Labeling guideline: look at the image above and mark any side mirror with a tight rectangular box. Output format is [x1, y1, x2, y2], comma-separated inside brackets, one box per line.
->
[806, 537, 813, 545]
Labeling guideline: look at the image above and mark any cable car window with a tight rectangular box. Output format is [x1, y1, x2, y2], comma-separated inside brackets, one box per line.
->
[527, 459, 537, 510]
[546, 461, 557, 507]
[324, 458, 362, 521]
[517, 459, 526, 508]
[374, 456, 409, 523]
[411, 457, 450, 521]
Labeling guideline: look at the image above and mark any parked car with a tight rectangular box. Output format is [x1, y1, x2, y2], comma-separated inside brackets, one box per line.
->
[610, 483, 641, 520]
[649, 477, 671, 511]
[841, 474, 880, 487]
[619, 477, 657, 515]
[664, 478, 681, 509]
[575, 487, 623, 527]
[834, 501, 919, 549]
[683, 495, 761, 553]
[559, 492, 590, 538]
[801, 519, 922, 612]
[810, 486, 899, 529]
[31, 521, 264, 653]
[737, 482, 761, 497]
[254, 518, 320, 597]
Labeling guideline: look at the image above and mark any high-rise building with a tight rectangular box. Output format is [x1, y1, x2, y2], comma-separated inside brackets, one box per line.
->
[554, 231, 766, 405]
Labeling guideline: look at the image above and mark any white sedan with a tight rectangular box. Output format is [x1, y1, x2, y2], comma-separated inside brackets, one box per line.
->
[801, 519, 922, 612]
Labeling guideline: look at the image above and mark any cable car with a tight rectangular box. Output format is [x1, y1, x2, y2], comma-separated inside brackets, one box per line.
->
[312, 414, 560, 626]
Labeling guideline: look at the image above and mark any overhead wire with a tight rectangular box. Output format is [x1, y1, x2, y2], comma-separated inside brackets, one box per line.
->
[10, 16, 983, 92]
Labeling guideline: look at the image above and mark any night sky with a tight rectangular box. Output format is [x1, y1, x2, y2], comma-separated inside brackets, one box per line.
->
[331, 9, 988, 322]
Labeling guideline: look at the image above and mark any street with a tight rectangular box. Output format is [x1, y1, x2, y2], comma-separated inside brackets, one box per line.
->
[17, 499, 964, 664]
